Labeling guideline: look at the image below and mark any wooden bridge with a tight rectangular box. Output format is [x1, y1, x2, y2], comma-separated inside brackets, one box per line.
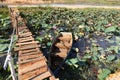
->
[10, 8, 58, 80]
[9, 7, 72, 80]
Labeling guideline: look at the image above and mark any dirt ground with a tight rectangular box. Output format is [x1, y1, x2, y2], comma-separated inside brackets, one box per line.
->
[1, 0, 120, 9]
[1, 0, 63, 4]
[7, 4, 120, 9]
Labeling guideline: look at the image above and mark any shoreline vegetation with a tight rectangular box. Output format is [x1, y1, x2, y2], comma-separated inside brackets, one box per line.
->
[0, 0, 120, 6]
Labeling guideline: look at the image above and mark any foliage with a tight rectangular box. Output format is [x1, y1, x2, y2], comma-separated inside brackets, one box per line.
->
[0, 15, 12, 53]
[98, 68, 111, 80]
[19, 7, 120, 48]
[19, 7, 120, 80]
[58, 0, 120, 5]
[0, 66, 11, 80]
[0, 8, 9, 17]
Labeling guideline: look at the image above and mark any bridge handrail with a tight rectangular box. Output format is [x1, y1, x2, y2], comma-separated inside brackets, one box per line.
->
[3, 7, 18, 80]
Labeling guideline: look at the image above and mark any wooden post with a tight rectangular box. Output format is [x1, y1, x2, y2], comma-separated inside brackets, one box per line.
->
[15, 17, 18, 35]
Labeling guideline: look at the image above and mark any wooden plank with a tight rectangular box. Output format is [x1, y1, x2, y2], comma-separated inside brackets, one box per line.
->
[19, 32, 32, 37]
[19, 51, 42, 57]
[19, 60, 47, 75]
[58, 33, 72, 41]
[19, 53, 43, 61]
[18, 57, 46, 70]
[14, 45, 40, 51]
[18, 56, 46, 64]
[49, 76, 59, 80]
[59, 48, 69, 52]
[18, 31, 31, 35]
[56, 52, 68, 58]
[16, 41, 39, 46]
[33, 71, 51, 80]
[18, 37, 34, 43]
[20, 43, 40, 48]
[18, 29, 29, 34]
[19, 51, 41, 56]
[19, 50, 40, 56]
[58, 36, 72, 41]
[19, 66, 48, 80]
[19, 48, 40, 55]
[55, 42, 72, 49]
[18, 35, 33, 41]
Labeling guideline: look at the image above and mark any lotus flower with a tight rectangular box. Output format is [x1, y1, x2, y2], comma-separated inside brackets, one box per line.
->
[106, 23, 112, 27]
[118, 23, 120, 26]
[79, 25, 84, 29]
[74, 34, 78, 40]
[52, 26, 57, 30]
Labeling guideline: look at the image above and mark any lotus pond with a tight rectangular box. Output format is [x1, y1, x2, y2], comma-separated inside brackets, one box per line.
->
[0, 7, 120, 80]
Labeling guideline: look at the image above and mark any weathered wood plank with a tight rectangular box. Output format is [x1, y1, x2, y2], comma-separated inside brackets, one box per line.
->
[56, 52, 68, 58]
[18, 56, 46, 64]
[58, 32, 72, 41]
[19, 48, 40, 55]
[55, 42, 72, 49]
[19, 53, 43, 61]
[49, 76, 59, 80]
[19, 66, 48, 80]
[19, 51, 41, 56]
[18, 38, 34, 43]
[16, 41, 39, 46]
[33, 71, 51, 80]
[18, 32, 32, 37]
[19, 60, 47, 75]
[14, 44, 40, 51]
[18, 36, 33, 40]
[19, 50, 40, 56]
[59, 48, 68, 52]
[18, 56, 46, 69]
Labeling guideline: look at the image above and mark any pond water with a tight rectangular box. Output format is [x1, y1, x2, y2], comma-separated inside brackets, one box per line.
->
[72, 35, 120, 57]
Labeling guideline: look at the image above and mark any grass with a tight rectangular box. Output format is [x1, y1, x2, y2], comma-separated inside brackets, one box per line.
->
[56, 0, 120, 6]
[0, 8, 9, 17]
